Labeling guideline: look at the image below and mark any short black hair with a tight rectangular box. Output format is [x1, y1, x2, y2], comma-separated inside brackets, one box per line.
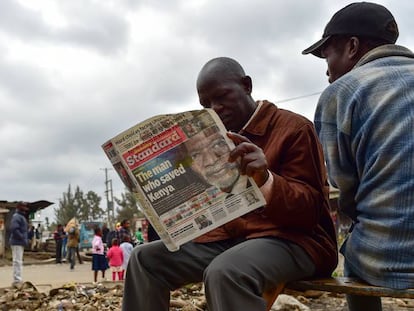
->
[121, 219, 129, 226]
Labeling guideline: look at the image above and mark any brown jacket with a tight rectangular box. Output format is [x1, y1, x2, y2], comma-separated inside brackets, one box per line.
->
[66, 226, 80, 248]
[195, 101, 338, 276]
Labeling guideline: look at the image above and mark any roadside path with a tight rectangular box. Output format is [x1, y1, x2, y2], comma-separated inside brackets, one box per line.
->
[0, 261, 113, 291]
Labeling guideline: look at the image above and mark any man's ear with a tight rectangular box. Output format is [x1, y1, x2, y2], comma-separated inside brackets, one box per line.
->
[347, 37, 361, 60]
[241, 75, 252, 94]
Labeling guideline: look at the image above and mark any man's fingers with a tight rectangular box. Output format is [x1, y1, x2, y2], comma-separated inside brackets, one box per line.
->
[227, 132, 251, 145]
[228, 142, 256, 162]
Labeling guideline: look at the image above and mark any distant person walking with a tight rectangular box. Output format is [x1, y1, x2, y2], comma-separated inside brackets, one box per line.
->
[61, 229, 68, 261]
[120, 235, 133, 280]
[76, 244, 83, 264]
[53, 224, 65, 264]
[34, 224, 42, 250]
[106, 222, 121, 248]
[9, 202, 29, 287]
[107, 238, 123, 281]
[119, 219, 132, 244]
[28, 225, 35, 251]
[65, 218, 80, 271]
[102, 223, 110, 247]
[91, 227, 108, 283]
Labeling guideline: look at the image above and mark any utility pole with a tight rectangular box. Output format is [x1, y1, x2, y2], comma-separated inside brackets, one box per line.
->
[101, 168, 114, 227]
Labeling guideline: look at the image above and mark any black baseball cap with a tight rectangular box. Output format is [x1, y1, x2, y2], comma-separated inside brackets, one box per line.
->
[302, 2, 399, 58]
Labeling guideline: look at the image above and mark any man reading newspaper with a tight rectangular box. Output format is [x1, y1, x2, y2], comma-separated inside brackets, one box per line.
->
[122, 57, 338, 311]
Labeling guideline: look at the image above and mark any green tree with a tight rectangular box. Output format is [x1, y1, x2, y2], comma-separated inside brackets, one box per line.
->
[55, 184, 103, 225]
[82, 191, 104, 221]
[55, 184, 78, 225]
[114, 190, 144, 223]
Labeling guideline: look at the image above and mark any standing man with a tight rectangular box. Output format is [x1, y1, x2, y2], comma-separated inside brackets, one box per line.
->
[119, 219, 132, 244]
[53, 224, 65, 264]
[303, 2, 414, 311]
[102, 223, 110, 247]
[61, 228, 68, 262]
[28, 225, 35, 251]
[106, 222, 121, 248]
[122, 57, 338, 311]
[34, 224, 42, 251]
[9, 202, 29, 287]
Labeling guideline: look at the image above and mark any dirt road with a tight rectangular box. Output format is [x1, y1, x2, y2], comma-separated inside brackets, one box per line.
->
[0, 261, 109, 291]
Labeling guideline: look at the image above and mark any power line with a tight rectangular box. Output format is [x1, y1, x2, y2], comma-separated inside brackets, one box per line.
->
[273, 91, 322, 104]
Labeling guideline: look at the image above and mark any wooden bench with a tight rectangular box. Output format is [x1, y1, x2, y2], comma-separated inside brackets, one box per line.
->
[264, 277, 414, 311]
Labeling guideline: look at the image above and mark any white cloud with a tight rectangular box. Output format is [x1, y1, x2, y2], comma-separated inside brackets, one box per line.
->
[1, 0, 413, 223]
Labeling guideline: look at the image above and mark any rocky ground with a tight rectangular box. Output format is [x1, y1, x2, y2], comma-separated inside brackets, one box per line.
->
[280, 290, 414, 311]
[1, 281, 414, 311]
[1, 251, 413, 310]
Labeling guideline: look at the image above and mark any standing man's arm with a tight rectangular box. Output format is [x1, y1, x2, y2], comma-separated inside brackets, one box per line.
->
[10, 216, 26, 242]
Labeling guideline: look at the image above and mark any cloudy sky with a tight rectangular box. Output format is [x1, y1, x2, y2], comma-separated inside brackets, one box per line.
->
[1, 0, 413, 222]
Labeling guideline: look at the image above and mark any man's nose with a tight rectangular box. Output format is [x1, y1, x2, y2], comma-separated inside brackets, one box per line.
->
[202, 149, 218, 166]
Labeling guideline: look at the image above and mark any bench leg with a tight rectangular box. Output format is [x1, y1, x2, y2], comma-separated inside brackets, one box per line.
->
[263, 283, 285, 311]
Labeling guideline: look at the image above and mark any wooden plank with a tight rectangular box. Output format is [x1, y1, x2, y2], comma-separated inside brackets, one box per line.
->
[286, 277, 414, 299]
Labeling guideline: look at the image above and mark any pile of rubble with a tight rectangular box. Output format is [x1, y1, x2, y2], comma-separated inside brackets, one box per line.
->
[0, 282, 207, 311]
[0, 281, 333, 311]
[0, 282, 123, 311]
[2, 281, 412, 311]
[0, 281, 344, 311]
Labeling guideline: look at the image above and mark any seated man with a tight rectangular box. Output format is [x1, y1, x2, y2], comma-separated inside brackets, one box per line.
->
[302, 2, 414, 311]
[122, 57, 338, 311]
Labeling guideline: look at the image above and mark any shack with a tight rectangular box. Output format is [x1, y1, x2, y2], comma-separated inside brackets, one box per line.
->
[0, 200, 53, 258]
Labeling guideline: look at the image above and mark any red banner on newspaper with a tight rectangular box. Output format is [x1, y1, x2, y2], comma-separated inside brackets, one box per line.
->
[123, 125, 187, 170]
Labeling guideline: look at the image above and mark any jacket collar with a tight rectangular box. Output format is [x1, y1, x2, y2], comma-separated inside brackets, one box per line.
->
[241, 100, 276, 136]
[355, 44, 414, 68]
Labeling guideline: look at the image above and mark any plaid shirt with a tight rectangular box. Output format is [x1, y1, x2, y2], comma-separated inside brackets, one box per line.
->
[315, 44, 414, 289]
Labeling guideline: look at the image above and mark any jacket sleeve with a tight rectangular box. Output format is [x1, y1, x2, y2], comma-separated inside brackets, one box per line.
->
[264, 123, 329, 231]
[315, 83, 359, 220]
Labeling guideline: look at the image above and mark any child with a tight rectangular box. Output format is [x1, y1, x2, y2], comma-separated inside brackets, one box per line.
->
[120, 235, 133, 280]
[106, 238, 124, 281]
[91, 227, 108, 283]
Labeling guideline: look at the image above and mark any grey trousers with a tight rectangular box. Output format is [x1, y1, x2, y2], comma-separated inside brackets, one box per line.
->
[122, 237, 315, 311]
[11, 245, 24, 284]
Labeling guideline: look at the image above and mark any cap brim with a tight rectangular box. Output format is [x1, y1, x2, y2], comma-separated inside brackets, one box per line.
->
[302, 36, 331, 58]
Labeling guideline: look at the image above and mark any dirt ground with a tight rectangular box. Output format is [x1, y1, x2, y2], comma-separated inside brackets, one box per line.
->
[2, 251, 414, 310]
[284, 290, 414, 311]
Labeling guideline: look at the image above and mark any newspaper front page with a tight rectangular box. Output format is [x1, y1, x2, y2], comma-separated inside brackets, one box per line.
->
[102, 109, 265, 251]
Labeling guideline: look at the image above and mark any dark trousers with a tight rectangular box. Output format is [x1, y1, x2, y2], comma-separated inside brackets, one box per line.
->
[55, 240, 63, 263]
[68, 247, 77, 269]
[76, 246, 83, 264]
[122, 238, 315, 311]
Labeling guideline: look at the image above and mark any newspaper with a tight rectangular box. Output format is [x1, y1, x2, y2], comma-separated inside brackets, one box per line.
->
[102, 109, 266, 251]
